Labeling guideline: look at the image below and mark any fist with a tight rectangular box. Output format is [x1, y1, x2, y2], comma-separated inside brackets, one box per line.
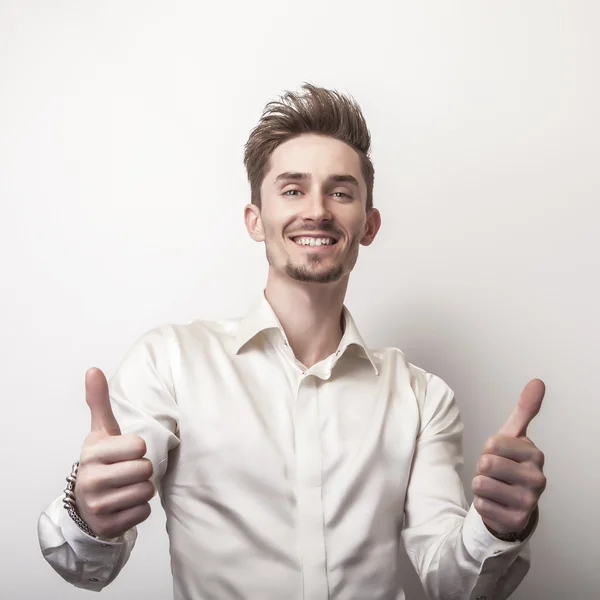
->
[74, 368, 154, 539]
[472, 379, 547, 534]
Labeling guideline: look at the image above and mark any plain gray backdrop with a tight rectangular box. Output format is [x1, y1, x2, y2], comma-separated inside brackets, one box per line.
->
[1, 1, 598, 598]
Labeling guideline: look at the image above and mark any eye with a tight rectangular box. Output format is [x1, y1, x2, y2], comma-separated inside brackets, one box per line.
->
[332, 192, 352, 200]
[283, 189, 302, 196]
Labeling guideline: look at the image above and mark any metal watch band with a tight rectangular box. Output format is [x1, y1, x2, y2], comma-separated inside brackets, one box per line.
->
[484, 507, 538, 543]
[485, 526, 523, 542]
[63, 461, 98, 539]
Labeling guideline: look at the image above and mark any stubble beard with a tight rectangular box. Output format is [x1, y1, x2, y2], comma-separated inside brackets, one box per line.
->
[265, 235, 361, 284]
[285, 260, 344, 284]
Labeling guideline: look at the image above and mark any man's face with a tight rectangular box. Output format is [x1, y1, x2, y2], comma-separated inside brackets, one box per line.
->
[245, 134, 381, 284]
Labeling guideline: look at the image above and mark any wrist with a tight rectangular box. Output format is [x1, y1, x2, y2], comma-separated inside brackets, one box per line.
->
[63, 461, 99, 539]
[484, 506, 538, 542]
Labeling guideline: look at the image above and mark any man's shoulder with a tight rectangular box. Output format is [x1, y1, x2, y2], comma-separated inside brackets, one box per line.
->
[133, 314, 244, 353]
[366, 345, 453, 402]
[367, 345, 426, 375]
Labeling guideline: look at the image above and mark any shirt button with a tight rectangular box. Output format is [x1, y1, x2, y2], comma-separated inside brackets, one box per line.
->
[89, 578, 99, 582]
[101, 543, 109, 547]
[476, 596, 486, 600]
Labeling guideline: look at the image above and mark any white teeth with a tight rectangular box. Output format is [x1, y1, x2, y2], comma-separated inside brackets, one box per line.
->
[294, 237, 334, 246]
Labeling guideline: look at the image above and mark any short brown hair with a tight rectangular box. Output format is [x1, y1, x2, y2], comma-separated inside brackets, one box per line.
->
[243, 82, 375, 211]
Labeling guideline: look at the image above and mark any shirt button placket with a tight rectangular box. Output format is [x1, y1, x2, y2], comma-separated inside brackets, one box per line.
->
[294, 374, 328, 599]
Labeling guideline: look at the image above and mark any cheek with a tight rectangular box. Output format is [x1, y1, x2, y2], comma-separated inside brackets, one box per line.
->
[260, 218, 276, 238]
[346, 218, 367, 242]
[261, 207, 295, 235]
[261, 221, 287, 249]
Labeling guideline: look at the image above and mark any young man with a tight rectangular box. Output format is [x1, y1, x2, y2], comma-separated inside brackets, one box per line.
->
[38, 84, 546, 600]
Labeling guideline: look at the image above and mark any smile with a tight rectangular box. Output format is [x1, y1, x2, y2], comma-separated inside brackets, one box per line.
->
[291, 236, 338, 247]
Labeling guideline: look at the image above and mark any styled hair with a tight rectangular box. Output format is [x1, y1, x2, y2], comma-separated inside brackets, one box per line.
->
[243, 82, 375, 211]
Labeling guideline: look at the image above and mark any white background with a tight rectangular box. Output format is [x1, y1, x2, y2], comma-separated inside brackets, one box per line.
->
[1, 1, 598, 598]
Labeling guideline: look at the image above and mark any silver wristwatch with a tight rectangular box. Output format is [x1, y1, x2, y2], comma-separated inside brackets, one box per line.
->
[63, 461, 99, 539]
[484, 507, 539, 543]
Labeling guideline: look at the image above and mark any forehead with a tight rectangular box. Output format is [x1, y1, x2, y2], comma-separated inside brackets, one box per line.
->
[264, 134, 364, 188]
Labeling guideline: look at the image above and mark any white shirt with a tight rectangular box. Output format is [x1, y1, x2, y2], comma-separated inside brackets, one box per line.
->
[38, 295, 535, 600]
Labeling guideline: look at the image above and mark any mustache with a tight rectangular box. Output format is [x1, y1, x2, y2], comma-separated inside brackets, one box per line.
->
[286, 222, 344, 237]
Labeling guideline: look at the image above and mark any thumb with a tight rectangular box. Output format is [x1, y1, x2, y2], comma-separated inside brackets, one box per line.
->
[497, 378, 545, 438]
[85, 367, 121, 436]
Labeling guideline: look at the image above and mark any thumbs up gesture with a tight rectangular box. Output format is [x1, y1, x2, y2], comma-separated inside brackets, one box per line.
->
[73, 368, 154, 539]
[472, 379, 547, 535]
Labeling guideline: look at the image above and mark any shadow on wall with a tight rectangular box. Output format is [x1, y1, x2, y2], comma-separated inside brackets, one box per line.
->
[384, 299, 519, 599]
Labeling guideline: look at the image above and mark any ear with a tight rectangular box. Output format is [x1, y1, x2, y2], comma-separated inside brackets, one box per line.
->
[360, 208, 381, 246]
[244, 203, 265, 242]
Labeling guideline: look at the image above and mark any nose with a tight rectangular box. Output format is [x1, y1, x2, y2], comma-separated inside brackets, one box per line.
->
[301, 193, 333, 224]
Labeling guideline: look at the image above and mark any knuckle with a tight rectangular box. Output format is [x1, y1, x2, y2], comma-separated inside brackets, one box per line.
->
[473, 496, 486, 514]
[142, 458, 153, 479]
[123, 435, 146, 457]
[136, 502, 152, 523]
[79, 446, 96, 465]
[519, 487, 537, 508]
[521, 489, 537, 508]
[87, 498, 105, 516]
[77, 475, 96, 495]
[472, 475, 485, 493]
[79, 466, 109, 494]
[513, 511, 529, 531]
[531, 470, 546, 491]
[478, 454, 493, 474]
[141, 480, 155, 500]
[535, 449, 545, 467]
[484, 435, 501, 455]
[133, 436, 147, 456]
[143, 502, 152, 516]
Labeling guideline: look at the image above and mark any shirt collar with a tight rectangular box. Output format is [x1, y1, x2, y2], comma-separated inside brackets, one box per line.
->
[233, 293, 379, 375]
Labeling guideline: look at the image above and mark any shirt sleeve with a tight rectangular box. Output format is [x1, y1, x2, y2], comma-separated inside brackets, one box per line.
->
[38, 326, 180, 591]
[400, 369, 536, 600]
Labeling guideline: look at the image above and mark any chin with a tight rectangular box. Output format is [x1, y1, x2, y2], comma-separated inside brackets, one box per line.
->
[285, 263, 345, 284]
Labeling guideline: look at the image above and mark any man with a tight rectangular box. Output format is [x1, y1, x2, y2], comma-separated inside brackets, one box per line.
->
[38, 83, 546, 600]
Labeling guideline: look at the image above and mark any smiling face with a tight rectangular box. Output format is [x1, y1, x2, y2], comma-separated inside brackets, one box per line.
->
[244, 134, 381, 284]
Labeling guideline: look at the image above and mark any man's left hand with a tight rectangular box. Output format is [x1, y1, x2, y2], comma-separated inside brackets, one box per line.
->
[472, 379, 547, 534]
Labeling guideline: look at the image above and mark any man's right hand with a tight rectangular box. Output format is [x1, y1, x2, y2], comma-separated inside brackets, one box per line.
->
[73, 368, 154, 539]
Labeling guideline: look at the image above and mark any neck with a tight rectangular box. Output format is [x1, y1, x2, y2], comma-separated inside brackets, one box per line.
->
[264, 268, 349, 368]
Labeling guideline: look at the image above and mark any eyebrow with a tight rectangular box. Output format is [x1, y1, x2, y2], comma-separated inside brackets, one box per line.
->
[274, 172, 360, 188]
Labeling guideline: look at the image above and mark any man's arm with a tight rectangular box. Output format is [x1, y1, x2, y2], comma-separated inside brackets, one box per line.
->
[38, 494, 138, 591]
[38, 327, 180, 591]
[400, 369, 539, 600]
